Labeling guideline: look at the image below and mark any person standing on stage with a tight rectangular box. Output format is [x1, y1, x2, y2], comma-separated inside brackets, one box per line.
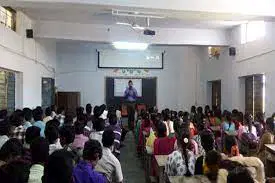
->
[124, 80, 138, 130]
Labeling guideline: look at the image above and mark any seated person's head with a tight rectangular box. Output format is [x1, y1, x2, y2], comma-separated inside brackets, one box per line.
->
[56, 107, 65, 115]
[197, 106, 203, 114]
[178, 111, 184, 119]
[183, 112, 189, 122]
[46, 119, 60, 130]
[108, 111, 117, 126]
[45, 107, 52, 117]
[51, 105, 57, 113]
[93, 118, 105, 132]
[191, 106, 196, 113]
[266, 117, 274, 132]
[43, 149, 74, 183]
[140, 109, 146, 118]
[83, 139, 103, 166]
[237, 112, 244, 124]
[74, 121, 85, 135]
[214, 109, 222, 119]
[64, 111, 74, 126]
[156, 122, 167, 138]
[59, 125, 75, 147]
[33, 108, 43, 122]
[30, 137, 49, 165]
[0, 119, 10, 137]
[76, 107, 84, 117]
[197, 122, 206, 132]
[77, 114, 87, 123]
[224, 135, 238, 156]
[0, 159, 30, 183]
[25, 126, 41, 145]
[45, 125, 59, 145]
[200, 130, 215, 153]
[231, 109, 239, 120]
[0, 138, 23, 162]
[23, 108, 32, 122]
[0, 109, 7, 119]
[176, 123, 190, 150]
[227, 167, 254, 183]
[102, 129, 115, 148]
[205, 150, 222, 181]
[86, 104, 92, 115]
[170, 111, 177, 121]
[225, 112, 232, 122]
[9, 110, 24, 127]
[163, 110, 171, 121]
[36, 106, 43, 114]
[142, 112, 151, 127]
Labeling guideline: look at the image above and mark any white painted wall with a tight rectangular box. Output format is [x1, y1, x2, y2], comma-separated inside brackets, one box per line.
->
[0, 11, 56, 108]
[200, 21, 275, 116]
[35, 21, 229, 46]
[56, 42, 202, 111]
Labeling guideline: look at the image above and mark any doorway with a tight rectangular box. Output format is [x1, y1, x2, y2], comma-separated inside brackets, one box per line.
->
[56, 92, 81, 115]
[211, 80, 221, 110]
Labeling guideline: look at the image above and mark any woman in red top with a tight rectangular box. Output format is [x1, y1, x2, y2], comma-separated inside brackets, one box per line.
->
[153, 122, 176, 155]
[152, 122, 176, 176]
[137, 112, 151, 153]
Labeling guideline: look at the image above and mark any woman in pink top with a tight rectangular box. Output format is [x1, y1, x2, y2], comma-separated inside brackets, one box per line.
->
[72, 121, 89, 149]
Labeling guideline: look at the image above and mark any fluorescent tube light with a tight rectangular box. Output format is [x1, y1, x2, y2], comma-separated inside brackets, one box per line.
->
[112, 42, 148, 50]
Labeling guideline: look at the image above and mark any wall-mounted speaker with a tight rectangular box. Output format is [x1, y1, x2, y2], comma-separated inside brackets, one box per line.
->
[229, 47, 236, 56]
[26, 29, 33, 38]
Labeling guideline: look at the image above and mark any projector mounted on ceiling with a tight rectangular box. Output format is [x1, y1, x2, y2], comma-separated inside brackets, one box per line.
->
[116, 16, 156, 36]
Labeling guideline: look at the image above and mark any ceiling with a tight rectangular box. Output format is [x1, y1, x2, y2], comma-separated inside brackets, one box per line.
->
[16, 4, 267, 29]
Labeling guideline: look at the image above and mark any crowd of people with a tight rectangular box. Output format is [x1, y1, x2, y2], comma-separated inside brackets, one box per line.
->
[0, 104, 124, 183]
[0, 103, 274, 183]
[135, 106, 272, 183]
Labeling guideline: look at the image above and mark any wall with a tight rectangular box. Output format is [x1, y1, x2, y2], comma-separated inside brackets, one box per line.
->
[0, 11, 56, 108]
[56, 42, 202, 111]
[200, 21, 275, 116]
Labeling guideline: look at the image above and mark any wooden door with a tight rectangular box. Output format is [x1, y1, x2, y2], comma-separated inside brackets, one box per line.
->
[56, 92, 80, 115]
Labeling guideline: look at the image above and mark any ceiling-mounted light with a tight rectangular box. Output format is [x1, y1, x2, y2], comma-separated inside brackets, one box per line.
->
[112, 9, 165, 19]
[112, 42, 148, 50]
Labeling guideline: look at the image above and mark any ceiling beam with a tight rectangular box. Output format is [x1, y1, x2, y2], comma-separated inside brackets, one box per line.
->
[34, 21, 229, 45]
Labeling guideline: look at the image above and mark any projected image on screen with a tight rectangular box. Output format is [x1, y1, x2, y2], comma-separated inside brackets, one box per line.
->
[114, 79, 142, 97]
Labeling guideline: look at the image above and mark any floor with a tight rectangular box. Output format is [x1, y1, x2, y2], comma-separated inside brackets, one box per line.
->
[120, 131, 146, 183]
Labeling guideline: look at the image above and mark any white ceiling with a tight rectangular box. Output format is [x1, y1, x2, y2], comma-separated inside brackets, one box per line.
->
[17, 4, 267, 29]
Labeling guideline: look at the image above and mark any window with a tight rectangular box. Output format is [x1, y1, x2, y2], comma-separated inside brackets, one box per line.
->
[211, 80, 221, 109]
[0, 70, 15, 112]
[241, 21, 265, 44]
[42, 78, 55, 109]
[0, 6, 16, 31]
[245, 74, 265, 117]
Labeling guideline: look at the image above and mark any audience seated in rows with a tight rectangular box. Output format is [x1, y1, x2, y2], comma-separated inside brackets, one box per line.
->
[0, 103, 274, 183]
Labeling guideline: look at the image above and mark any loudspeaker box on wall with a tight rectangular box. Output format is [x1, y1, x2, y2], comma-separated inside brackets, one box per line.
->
[229, 47, 236, 56]
[26, 29, 33, 38]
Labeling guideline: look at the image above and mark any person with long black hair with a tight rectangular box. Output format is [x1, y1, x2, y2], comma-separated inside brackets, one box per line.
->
[165, 123, 196, 176]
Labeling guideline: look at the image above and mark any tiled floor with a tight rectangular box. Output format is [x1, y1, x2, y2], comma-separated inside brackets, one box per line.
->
[120, 132, 146, 183]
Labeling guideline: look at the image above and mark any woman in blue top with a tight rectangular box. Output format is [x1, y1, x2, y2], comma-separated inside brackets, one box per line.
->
[222, 112, 236, 135]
